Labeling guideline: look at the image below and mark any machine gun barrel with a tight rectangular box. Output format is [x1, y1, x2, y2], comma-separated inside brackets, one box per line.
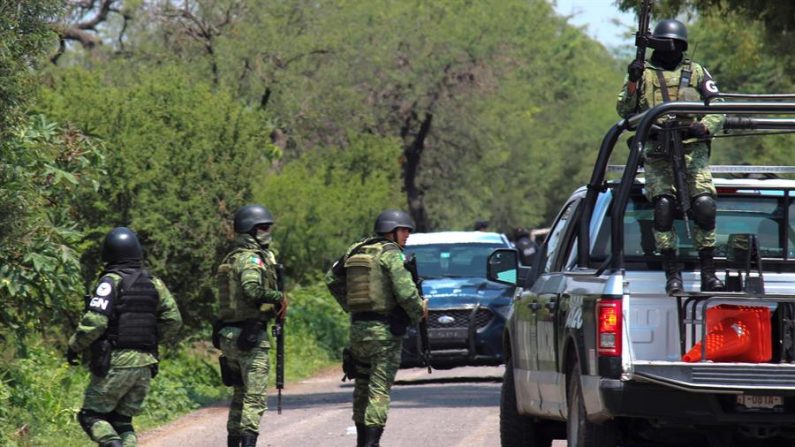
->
[404, 254, 432, 374]
[273, 263, 286, 414]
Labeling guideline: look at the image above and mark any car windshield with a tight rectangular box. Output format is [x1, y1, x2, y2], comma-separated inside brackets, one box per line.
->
[592, 189, 795, 259]
[406, 243, 505, 278]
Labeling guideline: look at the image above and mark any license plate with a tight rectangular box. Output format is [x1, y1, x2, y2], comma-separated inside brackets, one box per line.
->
[735, 395, 783, 410]
[429, 328, 467, 340]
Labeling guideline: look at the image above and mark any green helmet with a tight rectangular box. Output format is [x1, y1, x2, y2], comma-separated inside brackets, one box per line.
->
[374, 209, 415, 234]
[653, 19, 688, 51]
[233, 204, 274, 234]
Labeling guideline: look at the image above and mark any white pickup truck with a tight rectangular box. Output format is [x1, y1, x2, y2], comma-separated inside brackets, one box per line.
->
[488, 98, 795, 447]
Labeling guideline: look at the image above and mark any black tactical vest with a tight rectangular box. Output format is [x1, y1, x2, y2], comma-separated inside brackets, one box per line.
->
[107, 269, 160, 350]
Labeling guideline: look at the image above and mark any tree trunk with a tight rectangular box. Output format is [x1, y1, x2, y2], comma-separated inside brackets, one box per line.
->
[402, 112, 432, 232]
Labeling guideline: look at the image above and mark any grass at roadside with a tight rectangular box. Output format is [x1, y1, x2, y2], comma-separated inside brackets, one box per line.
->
[0, 281, 348, 446]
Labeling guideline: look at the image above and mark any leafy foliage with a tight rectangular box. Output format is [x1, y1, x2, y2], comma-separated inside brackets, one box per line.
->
[38, 64, 281, 328]
[258, 134, 404, 278]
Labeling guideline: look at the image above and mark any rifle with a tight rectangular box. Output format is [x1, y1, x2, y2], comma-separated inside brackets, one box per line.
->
[662, 120, 693, 239]
[404, 254, 431, 374]
[630, 0, 675, 111]
[272, 262, 286, 414]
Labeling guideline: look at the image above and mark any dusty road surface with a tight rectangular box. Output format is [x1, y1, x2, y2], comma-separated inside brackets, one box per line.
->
[139, 365, 547, 447]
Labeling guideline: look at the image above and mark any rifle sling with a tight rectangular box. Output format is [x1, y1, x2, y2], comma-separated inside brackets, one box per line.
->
[655, 69, 672, 103]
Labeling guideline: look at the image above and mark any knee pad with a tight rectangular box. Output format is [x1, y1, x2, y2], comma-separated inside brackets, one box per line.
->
[653, 195, 676, 232]
[77, 408, 110, 437]
[109, 411, 134, 435]
[692, 194, 717, 230]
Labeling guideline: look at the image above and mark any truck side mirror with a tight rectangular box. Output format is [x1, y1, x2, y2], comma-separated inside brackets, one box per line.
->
[487, 249, 519, 285]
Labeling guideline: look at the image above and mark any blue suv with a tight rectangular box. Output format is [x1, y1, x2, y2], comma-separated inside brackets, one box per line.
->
[401, 231, 514, 369]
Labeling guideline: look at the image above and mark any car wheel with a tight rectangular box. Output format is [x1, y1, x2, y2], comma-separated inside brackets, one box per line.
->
[501, 361, 549, 447]
[567, 359, 617, 447]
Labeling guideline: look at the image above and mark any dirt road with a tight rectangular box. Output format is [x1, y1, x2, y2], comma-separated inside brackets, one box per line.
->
[139, 365, 510, 447]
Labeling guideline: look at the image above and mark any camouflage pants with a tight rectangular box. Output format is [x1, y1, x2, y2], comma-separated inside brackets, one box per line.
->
[220, 329, 270, 435]
[644, 142, 717, 251]
[351, 337, 402, 427]
[81, 366, 152, 446]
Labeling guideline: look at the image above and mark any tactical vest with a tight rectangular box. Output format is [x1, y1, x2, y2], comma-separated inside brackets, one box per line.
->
[344, 241, 398, 313]
[217, 248, 277, 323]
[107, 270, 159, 350]
[644, 60, 700, 109]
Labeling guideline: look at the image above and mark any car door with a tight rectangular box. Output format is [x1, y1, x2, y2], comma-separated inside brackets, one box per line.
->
[531, 198, 581, 417]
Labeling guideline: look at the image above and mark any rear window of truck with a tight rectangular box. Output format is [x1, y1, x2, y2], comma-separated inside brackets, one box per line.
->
[592, 190, 795, 260]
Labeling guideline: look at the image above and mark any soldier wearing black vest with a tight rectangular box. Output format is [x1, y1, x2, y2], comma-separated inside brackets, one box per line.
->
[66, 227, 182, 447]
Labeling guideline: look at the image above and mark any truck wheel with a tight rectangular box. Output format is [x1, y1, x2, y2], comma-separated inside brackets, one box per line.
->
[567, 360, 617, 447]
[501, 362, 548, 446]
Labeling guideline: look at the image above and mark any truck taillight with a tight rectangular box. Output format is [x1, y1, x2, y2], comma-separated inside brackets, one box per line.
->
[597, 299, 622, 357]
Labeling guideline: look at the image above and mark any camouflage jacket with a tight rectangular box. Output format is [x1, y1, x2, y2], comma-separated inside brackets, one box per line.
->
[616, 58, 724, 136]
[222, 234, 283, 312]
[68, 272, 182, 368]
[325, 237, 424, 341]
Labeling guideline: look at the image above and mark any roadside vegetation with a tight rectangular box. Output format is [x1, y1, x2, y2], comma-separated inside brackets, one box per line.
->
[2, 0, 795, 445]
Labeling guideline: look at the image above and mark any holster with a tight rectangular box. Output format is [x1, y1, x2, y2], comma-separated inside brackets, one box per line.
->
[342, 347, 369, 381]
[236, 319, 263, 351]
[387, 308, 410, 337]
[89, 339, 112, 378]
[219, 355, 243, 386]
[211, 319, 223, 349]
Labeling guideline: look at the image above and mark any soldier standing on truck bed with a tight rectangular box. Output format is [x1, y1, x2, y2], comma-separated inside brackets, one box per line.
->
[617, 19, 725, 295]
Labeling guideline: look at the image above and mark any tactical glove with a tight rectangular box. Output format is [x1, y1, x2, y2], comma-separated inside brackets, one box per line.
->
[687, 122, 710, 139]
[627, 60, 645, 83]
[66, 348, 80, 366]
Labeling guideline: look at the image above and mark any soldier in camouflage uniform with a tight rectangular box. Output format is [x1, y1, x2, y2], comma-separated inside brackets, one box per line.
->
[215, 204, 287, 447]
[67, 227, 182, 447]
[617, 19, 725, 295]
[325, 209, 427, 447]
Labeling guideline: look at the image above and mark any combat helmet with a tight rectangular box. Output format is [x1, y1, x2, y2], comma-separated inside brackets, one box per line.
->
[233, 204, 274, 234]
[102, 227, 143, 263]
[374, 209, 415, 234]
[653, 19, 688, 51]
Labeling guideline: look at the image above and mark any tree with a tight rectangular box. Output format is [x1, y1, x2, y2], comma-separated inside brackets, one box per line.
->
[39, 64, 281, 327]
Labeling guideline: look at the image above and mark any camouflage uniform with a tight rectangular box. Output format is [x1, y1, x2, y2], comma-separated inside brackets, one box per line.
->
[617, 58, 725, 251]
[325, 238, 424, 428]
[69, 272, 182, 446]
[217, 233, 283, 437]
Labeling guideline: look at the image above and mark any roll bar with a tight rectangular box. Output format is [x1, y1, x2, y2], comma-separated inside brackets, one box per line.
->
[576, 100, 795, 271]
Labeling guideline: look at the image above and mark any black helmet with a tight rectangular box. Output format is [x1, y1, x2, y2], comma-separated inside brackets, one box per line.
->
[374, 209, 415, 234]
[233, 204, 274, 234]
[102, 227, 143, 263]
[653, 19, 688, 51]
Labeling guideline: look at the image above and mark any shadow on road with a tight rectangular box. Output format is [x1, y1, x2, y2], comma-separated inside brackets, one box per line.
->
[273, 376, 501, 411]
[393, 376, 502, 386]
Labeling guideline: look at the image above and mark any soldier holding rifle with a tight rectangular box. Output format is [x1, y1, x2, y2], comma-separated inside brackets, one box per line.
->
[325, 209, 428, 447]
[214, 204, 288, 447]
[617, 3, 725, 295]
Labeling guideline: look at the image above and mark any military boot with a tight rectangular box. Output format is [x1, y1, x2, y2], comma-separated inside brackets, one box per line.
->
[227, 433, 242, 447]
[356, 423, 367, 447]
[661, 249, 683, 296]
[364, 426, 383, 447]
[99, 440, 123, 447]
[699, 247, 725, 292]
[240, 430, 258, 447]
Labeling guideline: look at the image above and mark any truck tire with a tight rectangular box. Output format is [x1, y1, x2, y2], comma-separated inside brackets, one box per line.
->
[501, 362, 549, 447]
[567, 360, 617, 447]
